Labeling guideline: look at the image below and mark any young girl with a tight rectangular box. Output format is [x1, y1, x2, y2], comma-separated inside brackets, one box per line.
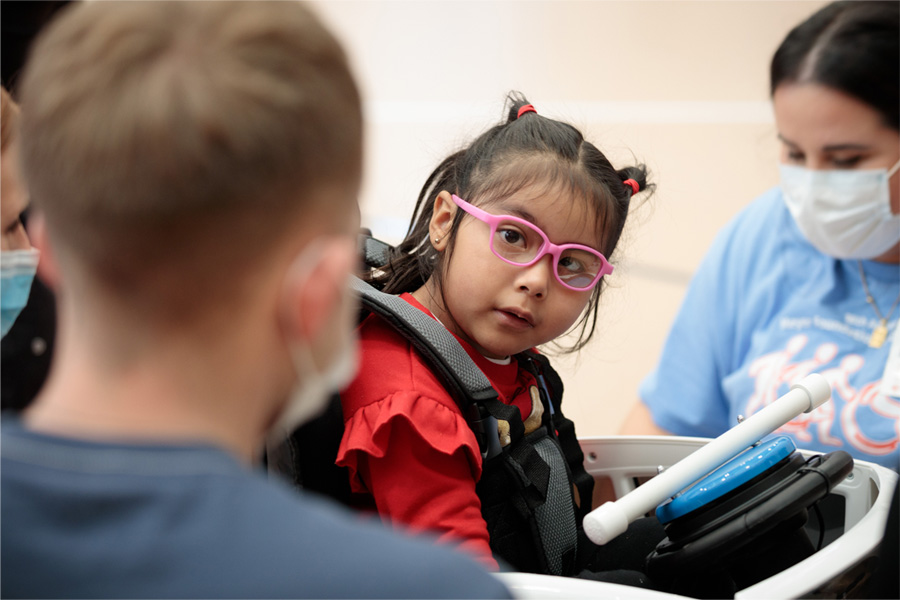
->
[337, 93, 655, 578]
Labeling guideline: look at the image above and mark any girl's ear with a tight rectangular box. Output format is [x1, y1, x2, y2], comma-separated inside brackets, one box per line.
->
[429, 191, 457, 251]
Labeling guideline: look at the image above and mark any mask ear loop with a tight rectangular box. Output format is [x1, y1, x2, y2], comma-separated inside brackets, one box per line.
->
[887, 158, 900, 178]
[269, 239, 358, 440]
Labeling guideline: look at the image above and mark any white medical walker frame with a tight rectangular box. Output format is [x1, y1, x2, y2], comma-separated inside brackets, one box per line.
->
[496, 375, 898, 599]
[498, 438, 896, 599]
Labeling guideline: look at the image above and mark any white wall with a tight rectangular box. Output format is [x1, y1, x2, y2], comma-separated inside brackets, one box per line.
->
[311, 0, 829, 435]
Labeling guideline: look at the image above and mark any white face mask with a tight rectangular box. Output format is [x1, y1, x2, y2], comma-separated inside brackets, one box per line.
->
[266, 239, 360, 445]
[779, 159, 900, 259]
[270, 332, 358, 438]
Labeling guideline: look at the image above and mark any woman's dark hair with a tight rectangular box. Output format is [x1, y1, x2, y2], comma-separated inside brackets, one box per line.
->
[771, 0, 899, 130]
[370, 92, 653, 353]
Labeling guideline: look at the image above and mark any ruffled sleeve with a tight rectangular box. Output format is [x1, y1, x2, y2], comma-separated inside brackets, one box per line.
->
[336, 391, 482, 493]
[336, 392, 497, 569]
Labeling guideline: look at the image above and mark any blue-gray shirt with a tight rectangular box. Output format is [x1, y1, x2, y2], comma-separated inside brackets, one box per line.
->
[1, 416, 511, 599]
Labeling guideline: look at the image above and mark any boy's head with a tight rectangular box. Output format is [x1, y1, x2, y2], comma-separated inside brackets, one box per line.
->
[19, 1, 362, 318]
[17, 1, 363, 436]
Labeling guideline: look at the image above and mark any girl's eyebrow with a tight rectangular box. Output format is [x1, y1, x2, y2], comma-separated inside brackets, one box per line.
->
[778, 134, 871, 152]
[494, 200, 604, 251]
[507, 208, 536, 223]
[491, 200, 536, 224]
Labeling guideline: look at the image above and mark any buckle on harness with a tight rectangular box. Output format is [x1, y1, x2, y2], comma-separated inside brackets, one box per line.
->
[468, 404, 503, 461]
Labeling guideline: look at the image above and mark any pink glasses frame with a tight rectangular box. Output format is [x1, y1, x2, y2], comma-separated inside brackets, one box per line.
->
[450, 194, 613, 291]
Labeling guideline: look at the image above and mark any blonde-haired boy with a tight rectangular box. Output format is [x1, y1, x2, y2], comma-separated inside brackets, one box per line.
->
[1, 3, 510, 598]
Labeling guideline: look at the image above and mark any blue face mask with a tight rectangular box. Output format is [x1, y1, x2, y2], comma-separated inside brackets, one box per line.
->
[1, 248, 40, 338]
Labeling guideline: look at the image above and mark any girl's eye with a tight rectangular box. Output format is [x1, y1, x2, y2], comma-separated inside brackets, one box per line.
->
[786, 150, 804, 162]
[498, 228, 526, 247]
[559, 256, 585, 274]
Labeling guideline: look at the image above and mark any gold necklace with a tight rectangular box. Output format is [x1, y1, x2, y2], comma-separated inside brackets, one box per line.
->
[857, 261, 900, 349]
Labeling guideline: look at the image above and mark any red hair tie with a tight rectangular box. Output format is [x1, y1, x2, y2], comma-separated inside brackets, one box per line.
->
[623, 179, 640, 195]
[517, 104, 537, 119]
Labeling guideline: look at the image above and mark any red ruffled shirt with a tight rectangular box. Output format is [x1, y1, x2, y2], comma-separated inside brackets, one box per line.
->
[336, 293, 539, 570]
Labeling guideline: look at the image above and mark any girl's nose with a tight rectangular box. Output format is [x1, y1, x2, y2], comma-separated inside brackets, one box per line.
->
[515, 255, 553, 298]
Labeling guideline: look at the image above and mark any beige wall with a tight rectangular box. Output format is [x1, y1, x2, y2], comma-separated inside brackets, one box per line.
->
[311, 0, 829, 435]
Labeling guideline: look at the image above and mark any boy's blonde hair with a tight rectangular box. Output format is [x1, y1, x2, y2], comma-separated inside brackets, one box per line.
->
[1, 86, 19, 151]
[19, 1, 361, 307]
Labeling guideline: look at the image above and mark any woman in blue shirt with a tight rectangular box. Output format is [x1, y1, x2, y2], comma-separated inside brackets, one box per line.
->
[623, 1, 900, 472]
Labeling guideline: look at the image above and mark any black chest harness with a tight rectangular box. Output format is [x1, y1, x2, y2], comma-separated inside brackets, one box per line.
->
[269, 238, 595, 576]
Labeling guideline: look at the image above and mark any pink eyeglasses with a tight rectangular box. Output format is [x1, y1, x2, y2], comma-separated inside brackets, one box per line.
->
[451, 194, 613, 291]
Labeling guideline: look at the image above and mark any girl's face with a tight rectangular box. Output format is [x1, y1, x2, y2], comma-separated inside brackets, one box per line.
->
[773, 82, 900, 213]
[414, 186, 601, 359]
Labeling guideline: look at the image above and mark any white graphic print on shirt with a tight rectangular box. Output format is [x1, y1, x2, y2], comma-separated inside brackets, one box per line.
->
[746, 334, 899, 457]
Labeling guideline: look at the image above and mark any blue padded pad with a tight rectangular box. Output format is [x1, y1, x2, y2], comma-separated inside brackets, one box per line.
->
[656, 436, 796, 524]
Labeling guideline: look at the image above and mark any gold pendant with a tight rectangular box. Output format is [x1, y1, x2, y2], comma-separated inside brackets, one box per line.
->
[869, 320, 888, 349]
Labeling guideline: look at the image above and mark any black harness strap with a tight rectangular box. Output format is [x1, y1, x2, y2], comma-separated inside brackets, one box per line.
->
[473, 398, 523, 461]
[520, 352, 595, 521]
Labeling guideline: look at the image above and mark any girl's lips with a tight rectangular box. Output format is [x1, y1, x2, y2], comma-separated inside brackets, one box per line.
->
[495, 308, 534, 330]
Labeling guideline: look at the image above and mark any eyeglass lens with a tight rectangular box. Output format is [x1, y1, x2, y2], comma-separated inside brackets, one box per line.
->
[491, 218, 601, 289]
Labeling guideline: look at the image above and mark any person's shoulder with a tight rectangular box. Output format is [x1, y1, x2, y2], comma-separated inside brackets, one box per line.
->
[0, 415, 30, 472]
[1, 413, 24, 436]
[745, 185, 786, 212]
[230, 482, 511, 598]
[706, 186, 805, 266]
[724, 186, 792, 239]
[347, 301, 451, 407]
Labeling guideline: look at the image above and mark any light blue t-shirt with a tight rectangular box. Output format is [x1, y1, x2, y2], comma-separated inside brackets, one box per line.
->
[641, 187, 900, 471]
[0, 416, 512, 599]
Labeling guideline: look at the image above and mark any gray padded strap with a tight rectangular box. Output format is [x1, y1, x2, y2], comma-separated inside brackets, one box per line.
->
[359, 236, 392, 269]
[531, 436, 579, 575]
[350, 277, 497, 406]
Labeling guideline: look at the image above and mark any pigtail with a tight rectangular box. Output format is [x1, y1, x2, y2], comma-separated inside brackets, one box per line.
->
[505, 91, 535, 123]
[617, 164, 654, 200]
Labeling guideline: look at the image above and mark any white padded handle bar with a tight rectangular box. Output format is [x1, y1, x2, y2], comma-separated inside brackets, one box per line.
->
[583, 373, 832, 545]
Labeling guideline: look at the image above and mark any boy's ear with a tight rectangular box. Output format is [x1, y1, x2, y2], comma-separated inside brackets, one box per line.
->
[279, 236, 357, 347]
[430, 191, 458, 251]
[28, 213, 61, 291]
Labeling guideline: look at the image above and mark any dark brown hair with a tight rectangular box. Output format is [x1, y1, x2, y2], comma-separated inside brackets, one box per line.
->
[771, 1, 898, 131]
